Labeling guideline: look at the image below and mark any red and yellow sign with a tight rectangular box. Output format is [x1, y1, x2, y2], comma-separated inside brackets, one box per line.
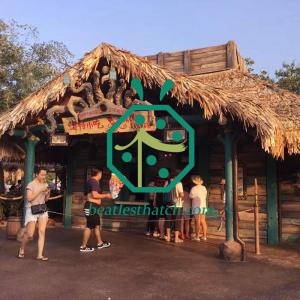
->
[62, 112, 156, 135]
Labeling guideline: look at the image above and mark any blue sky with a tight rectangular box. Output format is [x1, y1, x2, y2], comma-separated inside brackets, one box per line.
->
[2, 0, 299, 76]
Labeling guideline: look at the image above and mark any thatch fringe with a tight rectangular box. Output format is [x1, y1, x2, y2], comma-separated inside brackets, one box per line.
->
[0, 138, 25, 161]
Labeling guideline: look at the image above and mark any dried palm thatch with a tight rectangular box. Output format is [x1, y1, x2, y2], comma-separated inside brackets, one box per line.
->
[0, 43, 298, 158]
[0, 138, 25, 161]
[194, 70, 300, 157]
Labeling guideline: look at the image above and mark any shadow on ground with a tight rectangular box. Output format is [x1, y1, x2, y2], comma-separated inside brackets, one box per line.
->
[0, 228, 300, 300]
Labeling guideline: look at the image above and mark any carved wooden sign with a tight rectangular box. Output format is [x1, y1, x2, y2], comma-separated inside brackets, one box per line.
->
[78, 102, 127, 122]
[62, 112, 156, 135]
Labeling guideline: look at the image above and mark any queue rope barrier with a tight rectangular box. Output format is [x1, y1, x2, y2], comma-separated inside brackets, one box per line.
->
[0, 192, 261, 223]
[0, 194, 64, 201]
[46, 207, 259, 223]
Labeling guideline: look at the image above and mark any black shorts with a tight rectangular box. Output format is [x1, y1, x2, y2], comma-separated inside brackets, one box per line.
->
[165, 207, 183, 231]
[84, 201, 101, 229]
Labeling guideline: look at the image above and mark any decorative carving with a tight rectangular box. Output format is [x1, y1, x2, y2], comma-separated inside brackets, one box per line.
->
[92, 70, 105, 103]
[106, 79, 116, 103]
[69, 74, 95, 107]
[46, 105, 67, 133]
[101, 66, 110, 85]
[45, 69, 156, 134]
[114, 79, 127, 106]
[123, 87, 136, 109]
[67, 96, 88, 123]
[46, 96, 88, 133]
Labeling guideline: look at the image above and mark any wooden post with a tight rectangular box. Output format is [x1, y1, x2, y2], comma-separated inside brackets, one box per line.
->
[266, 156, 279, 245]
[220, 129, 234, 241]
[218, 129, 235, 241]
[183, 50, 191, 74]
[63, 157, 73, 228]
[157, 52, 164, 66]
[22, 135, 39, 227]
[254, 178, 261, 255]
[226, 41, 238, 69]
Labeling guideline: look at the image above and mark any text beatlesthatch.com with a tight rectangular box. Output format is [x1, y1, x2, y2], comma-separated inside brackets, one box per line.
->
[88, 203, 218, 216]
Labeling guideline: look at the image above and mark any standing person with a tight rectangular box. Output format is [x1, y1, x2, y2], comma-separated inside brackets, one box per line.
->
[80, 168, 112, 252]
[181, 182, 191, 240]
[145, 178, 156, 236]
[165, 170, 184, 243]
[190, 175, 208, 241]
[154, 176, 167, 240]
[18, 167, 51, 261]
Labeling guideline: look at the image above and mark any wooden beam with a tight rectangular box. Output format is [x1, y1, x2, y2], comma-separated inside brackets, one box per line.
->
[183, 50, 191, 74]
[226, 41, 238, 69]
[157, 52, 164, 66]
[158, 115, 217, 124]
[9, 129, 27, 138]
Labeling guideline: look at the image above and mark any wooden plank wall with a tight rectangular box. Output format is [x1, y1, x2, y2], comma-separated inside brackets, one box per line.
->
[206, 131, 268, 243]
[68, 129, 276, 244]
[70, 141, 109, 226]
[278, 157, 300, 241]
[145, 42, 238, 75]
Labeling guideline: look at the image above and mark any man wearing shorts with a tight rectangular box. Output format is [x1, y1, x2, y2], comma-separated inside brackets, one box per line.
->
[80, 168, 112, 252]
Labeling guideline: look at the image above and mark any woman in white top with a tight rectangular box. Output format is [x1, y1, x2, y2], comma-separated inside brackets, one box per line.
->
[189, 175, 208, 241]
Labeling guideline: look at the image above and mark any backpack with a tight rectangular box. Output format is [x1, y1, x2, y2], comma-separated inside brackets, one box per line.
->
[163, 181, 177, 206]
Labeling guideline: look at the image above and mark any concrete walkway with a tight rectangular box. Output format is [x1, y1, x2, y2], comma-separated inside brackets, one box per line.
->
[0, 227, 300, 300]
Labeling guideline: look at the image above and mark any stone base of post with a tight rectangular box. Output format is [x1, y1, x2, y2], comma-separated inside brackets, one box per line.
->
[219, 240, 242, 262]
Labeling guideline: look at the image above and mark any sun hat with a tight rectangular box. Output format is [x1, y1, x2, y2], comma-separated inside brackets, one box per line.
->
[191, 175, 203, 185]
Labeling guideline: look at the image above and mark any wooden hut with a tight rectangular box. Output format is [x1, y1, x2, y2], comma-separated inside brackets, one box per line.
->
[0, 41, 299, 244]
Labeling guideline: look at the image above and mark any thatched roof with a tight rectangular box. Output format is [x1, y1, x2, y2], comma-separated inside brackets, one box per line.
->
[0, 42, 299, 158]
[193, 70, 300, 157]
[0, 138, 25, 161]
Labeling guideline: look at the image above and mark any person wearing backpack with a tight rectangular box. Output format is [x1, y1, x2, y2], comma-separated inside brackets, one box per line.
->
[164, 170, 184, 243]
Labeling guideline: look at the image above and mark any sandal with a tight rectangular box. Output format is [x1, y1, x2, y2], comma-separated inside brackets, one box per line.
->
[36, 256, 49, 261]
[17, 249, 24, 259]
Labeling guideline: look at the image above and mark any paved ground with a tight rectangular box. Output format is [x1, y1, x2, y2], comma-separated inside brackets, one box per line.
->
[1, 228, 300, 300]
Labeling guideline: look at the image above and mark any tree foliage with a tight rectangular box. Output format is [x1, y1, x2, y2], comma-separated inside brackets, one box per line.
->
[0, 19, 73, 112]
[275, 62, 300, 94]
[245, 57, 300, 94]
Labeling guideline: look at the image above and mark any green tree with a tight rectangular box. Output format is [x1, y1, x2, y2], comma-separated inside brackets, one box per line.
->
[245, 57, 299, 93]
[244, 57, 274, 83]
[0, 19, 73, 112]
[275, 62, 300, 94]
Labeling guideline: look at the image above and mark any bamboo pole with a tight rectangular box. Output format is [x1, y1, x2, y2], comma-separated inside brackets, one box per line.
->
[254, 178, 261, 255]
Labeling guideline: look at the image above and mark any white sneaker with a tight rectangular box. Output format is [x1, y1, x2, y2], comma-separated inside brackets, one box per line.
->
[80, 246, 95, 252]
